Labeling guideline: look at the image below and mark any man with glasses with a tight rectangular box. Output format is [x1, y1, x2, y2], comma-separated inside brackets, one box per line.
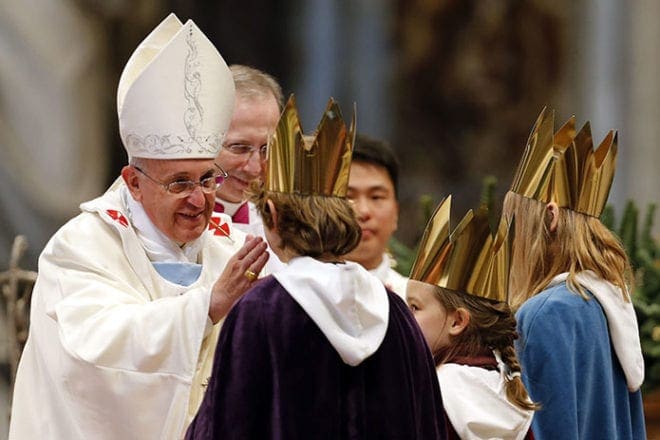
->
[213, 64, 286, 269]
[9, 14, 268, 439]
[214, 65, 282, 221]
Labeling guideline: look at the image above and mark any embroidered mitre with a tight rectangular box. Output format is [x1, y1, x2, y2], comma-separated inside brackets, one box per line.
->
[117, 13, 235, 160]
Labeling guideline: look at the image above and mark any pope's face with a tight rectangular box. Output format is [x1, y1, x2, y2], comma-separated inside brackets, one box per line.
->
[406, 280, 453, 354]
[122, 158, 217, 244]
[215, 93, 281, 203]
[344, 161, 399, 269]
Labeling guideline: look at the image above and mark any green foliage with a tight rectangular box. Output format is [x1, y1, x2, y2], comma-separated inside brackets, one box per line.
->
[601, 201, 659, 390]
[479, 175, 499, 231]
[601, 205, 616, 230]
[612, 202, 660, 391]
[388, 237, 416, 278]
[420, 194, 436, 226]
[618, 200, 639, 265]
[479, 175, 498, 209]
[641, 205, 658, 260]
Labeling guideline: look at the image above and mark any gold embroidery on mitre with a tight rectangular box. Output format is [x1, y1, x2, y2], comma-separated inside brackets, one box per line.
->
[265, 95, 356, 197]
[409, 196, 511, 303]
[511, 107, 617, 217]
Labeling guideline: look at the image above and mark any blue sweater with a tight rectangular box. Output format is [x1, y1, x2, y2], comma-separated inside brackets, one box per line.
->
[515, 282, 646, 439]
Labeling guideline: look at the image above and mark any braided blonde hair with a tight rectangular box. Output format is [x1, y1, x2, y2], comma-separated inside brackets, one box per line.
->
[434, 287, 538, 411]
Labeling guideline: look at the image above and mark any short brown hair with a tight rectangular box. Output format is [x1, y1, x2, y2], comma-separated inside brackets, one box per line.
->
[250, 185, 361, 258]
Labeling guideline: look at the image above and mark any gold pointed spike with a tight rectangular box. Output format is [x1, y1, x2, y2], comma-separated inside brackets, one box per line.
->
[265, 94, 355, 196]
[409, 196, 511, 303]
[553, 116, 577, 152]
[576, 130, 617, 216]
[335, 103, 357, 196]
[551, 116, 576, 207]
[266, 95, 303, 194]
[560, 121, 592, 207]
[510, 108, 556, 202]
[409, 196, 454, 284]
[473, 216, 512, 303]
[442, 207, 491, 291]
[313, 99, 352, 196]
[511, 108, 618, 218]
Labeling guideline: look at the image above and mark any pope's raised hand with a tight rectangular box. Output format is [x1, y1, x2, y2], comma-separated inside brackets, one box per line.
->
[208, 235, 269, 323]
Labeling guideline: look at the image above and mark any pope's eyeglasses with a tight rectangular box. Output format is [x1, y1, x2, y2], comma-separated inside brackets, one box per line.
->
[134, 164, 228, 198]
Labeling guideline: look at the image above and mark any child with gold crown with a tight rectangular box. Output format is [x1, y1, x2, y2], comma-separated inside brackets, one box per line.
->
[503, 109, 645, 438]
[406, 196, 536, 439]
[186, 96, 447, 439]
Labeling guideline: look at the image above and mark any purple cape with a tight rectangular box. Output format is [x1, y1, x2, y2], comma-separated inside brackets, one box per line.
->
[186, 276, 447, 439]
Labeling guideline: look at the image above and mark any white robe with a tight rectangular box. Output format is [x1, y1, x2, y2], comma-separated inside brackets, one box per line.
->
[437, 364, 533, 440]
[274, 256, 389, 366]
[9, 182, 244, 440]
[369, 253, 408, 299]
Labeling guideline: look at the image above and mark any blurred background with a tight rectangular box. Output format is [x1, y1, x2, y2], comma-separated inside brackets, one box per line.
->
[1, 0, 659, 435]
[1, 0, 659, 269]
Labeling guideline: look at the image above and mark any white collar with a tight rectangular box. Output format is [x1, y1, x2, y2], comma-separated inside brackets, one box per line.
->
[369, 253, 393, 284]
[437, 364, 533, 439]
[548, 271, 644, 391]
[274, 256, 389, 366]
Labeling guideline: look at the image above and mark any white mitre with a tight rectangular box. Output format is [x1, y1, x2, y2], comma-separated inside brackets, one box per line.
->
[117, 13, 235, 160]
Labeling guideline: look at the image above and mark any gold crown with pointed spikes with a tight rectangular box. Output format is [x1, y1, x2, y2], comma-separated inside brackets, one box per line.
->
[510, 107, 618, 217]
[409, 196, 511, 303]
[265, 95, 356, 197]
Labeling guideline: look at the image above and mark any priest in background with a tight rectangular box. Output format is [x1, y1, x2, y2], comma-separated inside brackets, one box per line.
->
[213, 64, 286, 271]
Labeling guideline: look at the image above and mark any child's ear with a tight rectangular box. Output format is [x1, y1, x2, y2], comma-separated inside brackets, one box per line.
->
[546, 202, 560, 233]
[448, 308, 470, 336]
[266, 199, 278, 230]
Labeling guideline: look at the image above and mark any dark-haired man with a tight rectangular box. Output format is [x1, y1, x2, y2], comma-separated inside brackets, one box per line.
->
[345, 134, 407, 298]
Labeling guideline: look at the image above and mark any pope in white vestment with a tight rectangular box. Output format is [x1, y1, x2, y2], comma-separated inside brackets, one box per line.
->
[9, 13, 267, 440]
[10, 182, 245, 439]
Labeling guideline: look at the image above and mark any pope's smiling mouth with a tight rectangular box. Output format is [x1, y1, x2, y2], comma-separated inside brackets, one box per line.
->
[179, 211, 204, 220]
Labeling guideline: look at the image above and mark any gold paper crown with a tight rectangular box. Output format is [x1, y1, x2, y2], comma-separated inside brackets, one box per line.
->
[409, 196, 511, 303]
[510, 107, 618, 217]
[265, 95, 356, 196]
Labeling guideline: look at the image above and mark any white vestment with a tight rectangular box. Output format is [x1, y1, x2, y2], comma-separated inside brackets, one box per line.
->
[369, 253, 408, 299]
[9, 181, 244, 440]
[437, 364, 533, 440]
